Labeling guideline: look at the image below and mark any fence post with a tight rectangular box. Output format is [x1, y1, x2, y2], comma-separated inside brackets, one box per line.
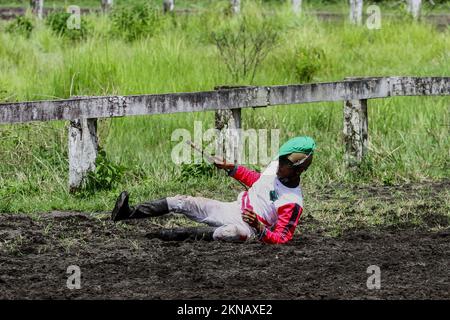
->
[215, 108, 242, 164]
[349, 0, 363, 25]
[230, 0, 240, 15]
[292, 0, 302, 15]
[30, 0, 44, 19]
[101, 0, 113, 13]
[343, 99, 368, 167]
[407, 0, 421, 20]
[163, 0, 174, 13]
[68, 118, 98, 192]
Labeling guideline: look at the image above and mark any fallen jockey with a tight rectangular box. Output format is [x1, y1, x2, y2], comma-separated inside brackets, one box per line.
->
[111, 136, 316, 244]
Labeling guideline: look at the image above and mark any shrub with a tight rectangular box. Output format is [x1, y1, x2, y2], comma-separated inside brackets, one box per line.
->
[45, 11, 88, 41]
[179, 162, 216, 180]
[111, 2, 162, 41]
[6, 15, 34, 38]
[0, 87, 12, 102]
[290, 46, 327, 83]
[211, 14, 279, 83]
[83, 148, 125, 192]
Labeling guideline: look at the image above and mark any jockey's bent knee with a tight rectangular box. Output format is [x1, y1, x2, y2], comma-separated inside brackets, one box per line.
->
[213, 224, 251, 242]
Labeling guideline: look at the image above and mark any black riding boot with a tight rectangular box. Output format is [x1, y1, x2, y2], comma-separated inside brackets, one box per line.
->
[111, 191, 170, 222]
[111, 191, 131, 221]
[129, 197, 170, 219]
[146, 227, 216, 241]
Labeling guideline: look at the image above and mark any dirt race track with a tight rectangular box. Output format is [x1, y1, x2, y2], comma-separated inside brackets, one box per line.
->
[0, 204, 449, 300]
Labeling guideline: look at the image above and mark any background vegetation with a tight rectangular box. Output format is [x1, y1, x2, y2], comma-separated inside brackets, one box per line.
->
[0, 0, 448, 11]
[0, 0, 448, 218]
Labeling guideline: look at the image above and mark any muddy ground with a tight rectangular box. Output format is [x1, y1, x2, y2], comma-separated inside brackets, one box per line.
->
[0, 181, 449, 300]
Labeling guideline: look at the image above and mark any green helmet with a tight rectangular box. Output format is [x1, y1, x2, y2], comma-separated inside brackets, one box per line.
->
[276, 136, 316, 165]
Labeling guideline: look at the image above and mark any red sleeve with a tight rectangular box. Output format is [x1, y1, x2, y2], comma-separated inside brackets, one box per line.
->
[259, 203, 302, 244]
[228, 165, 261, 187]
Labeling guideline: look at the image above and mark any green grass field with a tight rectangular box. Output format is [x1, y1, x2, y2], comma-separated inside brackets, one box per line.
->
[0, 1, 449, 218]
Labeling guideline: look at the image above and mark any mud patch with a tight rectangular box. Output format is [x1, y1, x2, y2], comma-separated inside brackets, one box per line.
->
[0, 211, 448, 299]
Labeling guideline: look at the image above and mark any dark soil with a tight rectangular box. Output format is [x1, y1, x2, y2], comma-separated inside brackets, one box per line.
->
[0, 208, 448, 299]
[317, 179, 450, 201]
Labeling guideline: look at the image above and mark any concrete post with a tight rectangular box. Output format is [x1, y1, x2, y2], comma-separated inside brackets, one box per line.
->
[407, 0, 422, 20]
[101, 0, 113, 13]
[215, 109, 242, 164]
[349, 0, 363, 25]
[68, 118, 98, 192]
[343, 99, 368, 167]
[163, 0, 174, 13]
[231, 0, 240, 15]
[30, 0, 44, 19]
[292, 0, 302, 15]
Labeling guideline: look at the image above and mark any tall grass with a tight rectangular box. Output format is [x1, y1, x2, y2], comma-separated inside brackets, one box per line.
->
[0, 3, 449, 213]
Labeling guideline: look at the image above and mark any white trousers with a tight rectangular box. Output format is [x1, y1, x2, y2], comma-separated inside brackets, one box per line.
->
[166, 195, 255, 242]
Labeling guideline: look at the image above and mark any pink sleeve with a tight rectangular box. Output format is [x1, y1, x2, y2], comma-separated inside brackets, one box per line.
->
[259, 203, 302, 244]
[228, 165, 261, 187]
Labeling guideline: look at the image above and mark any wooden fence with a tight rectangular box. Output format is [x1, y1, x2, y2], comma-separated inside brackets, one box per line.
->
[0, 76, 449, 191]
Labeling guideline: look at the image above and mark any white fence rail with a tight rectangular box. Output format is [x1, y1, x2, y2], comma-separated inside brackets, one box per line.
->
[1, 76, 448, 190]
